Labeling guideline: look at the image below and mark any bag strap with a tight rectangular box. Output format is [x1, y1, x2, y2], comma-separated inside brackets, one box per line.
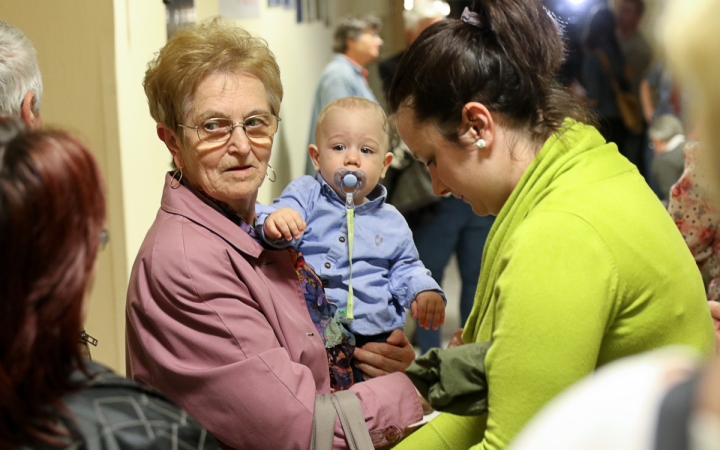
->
[331, 391, 374, 450]
[311, 391, 374, 450]
[311, 394, 337, 450]
[594, 50, 623, 97]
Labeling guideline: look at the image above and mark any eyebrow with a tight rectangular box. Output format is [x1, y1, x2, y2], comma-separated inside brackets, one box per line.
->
[193, 108, 272, 123]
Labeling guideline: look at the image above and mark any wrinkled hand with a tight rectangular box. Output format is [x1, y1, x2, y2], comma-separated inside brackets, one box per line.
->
[264, 208, 306, 241]
[447, 328, 465, 349]
[411, 291, 446, 330]
[353, 329, 415, 379]
[709, 301, 720, 354]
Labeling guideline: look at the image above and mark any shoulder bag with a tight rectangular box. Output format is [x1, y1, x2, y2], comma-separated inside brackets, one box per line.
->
[596, 50, 645, 135]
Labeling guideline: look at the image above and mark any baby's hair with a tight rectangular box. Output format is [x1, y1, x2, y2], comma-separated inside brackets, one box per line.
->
[315, 97, 390, 151]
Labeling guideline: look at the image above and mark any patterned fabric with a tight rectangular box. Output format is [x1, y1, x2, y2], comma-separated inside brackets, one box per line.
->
[668, 142, 720, 301]
[195, 183, 357, 391]
[23, 361, 218, 450]
[238, 219, 356, 391]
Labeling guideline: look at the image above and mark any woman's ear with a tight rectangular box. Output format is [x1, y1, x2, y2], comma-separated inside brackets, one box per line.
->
[157, 123, 184, 169]
[460, 102, 496, 150]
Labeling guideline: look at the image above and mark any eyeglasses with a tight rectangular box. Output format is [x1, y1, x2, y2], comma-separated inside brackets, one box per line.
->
[178, 114, 281, 143]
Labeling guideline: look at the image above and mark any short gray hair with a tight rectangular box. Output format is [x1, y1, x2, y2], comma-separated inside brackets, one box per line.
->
[649, 114, 685, 141]
[403, 0, 448, 33]
[0, 21, 42, 118]
[333, 15, 382, 54]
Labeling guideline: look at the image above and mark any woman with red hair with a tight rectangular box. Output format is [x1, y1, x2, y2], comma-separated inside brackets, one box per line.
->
[0, 118, 218, 449]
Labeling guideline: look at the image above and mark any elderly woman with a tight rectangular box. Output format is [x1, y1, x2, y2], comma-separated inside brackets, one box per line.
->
[0, 119, 216, 449]
[125, 19, 422, 450]
[385, 0, 715, 449]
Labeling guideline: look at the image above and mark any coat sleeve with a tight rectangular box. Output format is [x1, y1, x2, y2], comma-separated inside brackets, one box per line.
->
[126, 217, 422, 450]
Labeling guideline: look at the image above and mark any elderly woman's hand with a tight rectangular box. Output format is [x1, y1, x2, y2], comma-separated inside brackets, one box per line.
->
[353, 329, 415, 378]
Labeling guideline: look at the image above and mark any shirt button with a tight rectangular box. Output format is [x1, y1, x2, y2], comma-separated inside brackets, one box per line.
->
[339, 236, 346, 243]
[324, 262, 331, 269]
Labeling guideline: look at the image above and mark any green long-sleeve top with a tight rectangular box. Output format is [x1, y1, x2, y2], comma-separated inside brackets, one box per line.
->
[397, 120, 715, 450]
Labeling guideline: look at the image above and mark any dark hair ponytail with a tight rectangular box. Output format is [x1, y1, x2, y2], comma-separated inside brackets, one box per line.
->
[388, 0, 595, 144]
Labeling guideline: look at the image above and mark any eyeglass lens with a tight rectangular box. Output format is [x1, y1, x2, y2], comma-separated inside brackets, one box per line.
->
[198, 115, 278, 142]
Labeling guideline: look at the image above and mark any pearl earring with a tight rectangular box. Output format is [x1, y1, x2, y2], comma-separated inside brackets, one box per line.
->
[476, 138, 487, 149]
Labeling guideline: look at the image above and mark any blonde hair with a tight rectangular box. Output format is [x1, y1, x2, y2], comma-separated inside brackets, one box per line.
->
[663, 0, 720, 177]
[315, 97, 389, 151]
[144, 17, 282, 131]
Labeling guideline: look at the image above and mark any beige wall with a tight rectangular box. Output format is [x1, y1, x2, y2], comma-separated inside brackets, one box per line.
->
[0, 0, 130, 372]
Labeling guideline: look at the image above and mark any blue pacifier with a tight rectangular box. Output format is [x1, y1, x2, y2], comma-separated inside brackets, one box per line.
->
[333, 168, 366, 210]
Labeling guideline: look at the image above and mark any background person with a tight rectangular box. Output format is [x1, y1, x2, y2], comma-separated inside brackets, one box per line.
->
[581, 6, 636, 164]
[386, 0, 715, 448]
[0, 20, 43, 129]
[0, 118, 217, 449]
[125, 19, 422, 449]
[305, 15, 383, 175]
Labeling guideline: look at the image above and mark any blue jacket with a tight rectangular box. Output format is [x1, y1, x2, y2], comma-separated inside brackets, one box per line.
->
[256, 175, 445, 335]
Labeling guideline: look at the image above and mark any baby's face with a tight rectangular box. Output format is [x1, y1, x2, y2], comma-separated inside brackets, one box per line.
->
[310, 107, 392, 203]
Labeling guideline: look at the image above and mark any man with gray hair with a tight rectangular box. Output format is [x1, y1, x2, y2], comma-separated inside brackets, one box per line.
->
[0, 20, 43, 129]
[305, 15, 383, 175]
[650, 114, 687, 203]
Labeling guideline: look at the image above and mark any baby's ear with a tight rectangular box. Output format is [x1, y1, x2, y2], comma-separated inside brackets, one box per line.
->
[308, 144, 321, 172]
[380, 150, 393, 178]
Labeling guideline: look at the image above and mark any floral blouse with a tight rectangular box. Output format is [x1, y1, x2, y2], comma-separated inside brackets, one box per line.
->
[668, 142, 720, 301]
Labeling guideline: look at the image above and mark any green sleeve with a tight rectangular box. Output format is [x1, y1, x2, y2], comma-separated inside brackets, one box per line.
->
[475, 211, 619, 449]
[395, 413, 487, 450]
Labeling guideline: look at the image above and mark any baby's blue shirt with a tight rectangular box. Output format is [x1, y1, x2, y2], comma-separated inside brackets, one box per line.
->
[256, 174, 445, 335]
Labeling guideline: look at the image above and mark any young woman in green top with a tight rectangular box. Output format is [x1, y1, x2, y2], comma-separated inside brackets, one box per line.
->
[387, 1, 716, 449]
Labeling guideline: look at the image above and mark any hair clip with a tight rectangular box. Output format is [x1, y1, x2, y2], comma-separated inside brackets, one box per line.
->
[461, 7, 483, 28]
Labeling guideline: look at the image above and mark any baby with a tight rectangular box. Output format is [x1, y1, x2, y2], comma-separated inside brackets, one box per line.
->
[256, 97, 445, 379]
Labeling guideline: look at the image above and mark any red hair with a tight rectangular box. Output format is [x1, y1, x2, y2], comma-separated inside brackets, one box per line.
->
[0, 118, 106, 448]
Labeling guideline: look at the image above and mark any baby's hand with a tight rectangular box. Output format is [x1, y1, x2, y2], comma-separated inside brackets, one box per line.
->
[411, 291, 446, 330]
[264, 208, 306, 242]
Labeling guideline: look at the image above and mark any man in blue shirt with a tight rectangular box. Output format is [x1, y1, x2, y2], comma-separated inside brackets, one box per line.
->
[259, 98, 445, 380]
[305, 15, 383, 175]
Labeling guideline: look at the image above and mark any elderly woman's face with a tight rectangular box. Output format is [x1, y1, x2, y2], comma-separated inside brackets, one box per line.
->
[174, 72, 273, 215]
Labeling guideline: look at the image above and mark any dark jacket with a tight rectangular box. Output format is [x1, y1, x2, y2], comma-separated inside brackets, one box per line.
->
[24, 360, 219, 449]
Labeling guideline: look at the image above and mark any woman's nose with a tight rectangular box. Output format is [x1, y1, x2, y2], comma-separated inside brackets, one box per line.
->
[227, 127, 252, 154]
[429, 169, 449, 196]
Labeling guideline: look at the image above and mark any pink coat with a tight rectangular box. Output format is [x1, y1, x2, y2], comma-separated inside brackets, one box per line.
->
[125, 174, 422, 449]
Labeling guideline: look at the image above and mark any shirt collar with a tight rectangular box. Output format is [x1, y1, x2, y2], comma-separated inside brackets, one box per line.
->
[339, 54, 370, 79]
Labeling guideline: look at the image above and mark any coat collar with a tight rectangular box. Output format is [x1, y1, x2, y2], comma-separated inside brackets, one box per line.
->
[160, 172, 264, 259]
